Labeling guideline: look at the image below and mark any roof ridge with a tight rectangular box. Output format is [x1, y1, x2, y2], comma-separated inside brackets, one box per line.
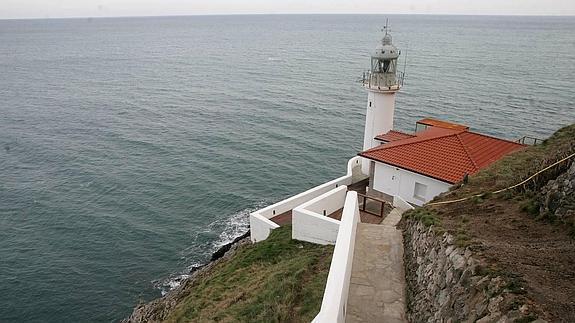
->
[389, 129, 414, 135]
[366, 129, 462, 153]
[456, 132, 479, 171]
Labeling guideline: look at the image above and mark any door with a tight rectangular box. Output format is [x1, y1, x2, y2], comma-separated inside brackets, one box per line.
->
[388, 168, 401, 196]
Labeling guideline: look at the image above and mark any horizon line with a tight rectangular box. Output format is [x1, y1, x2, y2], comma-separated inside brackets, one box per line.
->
[2, 12, 575, 21]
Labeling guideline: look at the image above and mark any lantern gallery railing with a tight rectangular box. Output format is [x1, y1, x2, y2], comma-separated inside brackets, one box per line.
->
[361, 71, 405, 91]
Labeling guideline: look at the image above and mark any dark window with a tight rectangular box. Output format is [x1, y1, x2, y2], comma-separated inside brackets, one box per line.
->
[383, 60, 390, 72]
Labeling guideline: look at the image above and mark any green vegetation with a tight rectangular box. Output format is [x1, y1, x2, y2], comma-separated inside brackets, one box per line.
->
[409, 124, 575, 232]
[404, 208, 439, 227]
[520, 198, 541, 217]
[164, 226, 333, 323]
[458, 124, 575, 196]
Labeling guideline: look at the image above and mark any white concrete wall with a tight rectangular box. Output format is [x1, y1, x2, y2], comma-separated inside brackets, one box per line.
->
[362, 91, 396, 175]
[393, 195, 415, 212]
[292, 186, 347, 245]
[249, 156, 363, 242]
[312, 191, 360, 323]
[373, 162, 452, 206]
[249, 214, 280, 243]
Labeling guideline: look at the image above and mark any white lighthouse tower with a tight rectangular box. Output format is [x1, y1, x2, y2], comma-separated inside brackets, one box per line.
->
[361, 24, 403, 175]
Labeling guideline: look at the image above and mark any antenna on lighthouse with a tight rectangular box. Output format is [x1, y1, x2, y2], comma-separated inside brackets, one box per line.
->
[402, 47, 408, 86]
[383, 18, 390, 35]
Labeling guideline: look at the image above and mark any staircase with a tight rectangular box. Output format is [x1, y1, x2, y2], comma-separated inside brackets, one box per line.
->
[345, 208, 407, 323]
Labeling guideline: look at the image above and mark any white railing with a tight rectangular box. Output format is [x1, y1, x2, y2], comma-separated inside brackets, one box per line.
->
[312, 191, 360, 323]
[249, 157, 363, 242]
[292, 186, 347, 245]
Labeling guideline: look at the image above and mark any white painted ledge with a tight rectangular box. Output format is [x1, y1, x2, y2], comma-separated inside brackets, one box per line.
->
[312, 191, 360, 323]
[249, 156, 363, 243]
[292, 186, 347, 245]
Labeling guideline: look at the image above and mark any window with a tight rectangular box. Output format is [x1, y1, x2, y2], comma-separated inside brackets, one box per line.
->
[414, 182, 427, 201]
[369, 101, 372, 107]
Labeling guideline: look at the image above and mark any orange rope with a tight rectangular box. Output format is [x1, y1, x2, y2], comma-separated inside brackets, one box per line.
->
[426, 152, 575, 206]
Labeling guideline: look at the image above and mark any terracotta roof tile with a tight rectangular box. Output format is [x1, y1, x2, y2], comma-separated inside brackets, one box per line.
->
[359, 127, 525, 183]
[375, 130, 415, 142]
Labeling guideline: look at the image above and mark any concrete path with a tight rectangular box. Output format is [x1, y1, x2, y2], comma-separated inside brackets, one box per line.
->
[346, 208, 407, 323]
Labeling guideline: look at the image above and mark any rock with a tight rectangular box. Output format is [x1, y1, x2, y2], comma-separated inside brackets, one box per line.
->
[401, 217, 547, 323]
[538, 162, 575, 223]
[476, 312, 502, 323]
[451, 253, 466, 271]
[438, 288, 449, 306]
[487, 295, 504, 314]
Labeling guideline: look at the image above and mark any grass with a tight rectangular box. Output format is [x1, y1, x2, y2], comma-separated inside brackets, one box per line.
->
[408, 124, 575, 237]
[443, 124, 575, 200]
[163, 226, 333, 323]
[404, 208, 440, 227]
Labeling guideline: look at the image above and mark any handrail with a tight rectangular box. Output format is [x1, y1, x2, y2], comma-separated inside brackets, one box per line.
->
[516, 136, 543, 146]
[361, 70, 404, 89]
[356, 193, 391, 217]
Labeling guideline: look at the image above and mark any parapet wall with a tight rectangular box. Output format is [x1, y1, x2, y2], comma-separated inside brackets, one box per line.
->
[401, 219, 540, 323]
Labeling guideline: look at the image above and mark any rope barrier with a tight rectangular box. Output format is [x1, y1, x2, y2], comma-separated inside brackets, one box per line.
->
[426, 151, 575, 206]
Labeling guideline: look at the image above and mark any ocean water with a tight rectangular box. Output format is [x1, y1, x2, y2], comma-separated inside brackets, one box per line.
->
[0, 14, 574, 322]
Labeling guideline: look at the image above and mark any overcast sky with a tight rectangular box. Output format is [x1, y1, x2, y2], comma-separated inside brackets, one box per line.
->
[2, 0, 575, 19]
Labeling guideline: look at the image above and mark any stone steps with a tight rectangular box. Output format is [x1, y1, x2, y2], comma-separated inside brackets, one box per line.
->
[346, 209, 407, 323]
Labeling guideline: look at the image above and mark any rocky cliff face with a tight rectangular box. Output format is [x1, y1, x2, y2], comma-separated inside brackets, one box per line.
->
[401, 220, 544, 323]
[539, 162, 575, 226]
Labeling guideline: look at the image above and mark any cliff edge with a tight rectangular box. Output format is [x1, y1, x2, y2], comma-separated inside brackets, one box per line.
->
[122, 226, 333, 322]
[400, 124, 575, 322]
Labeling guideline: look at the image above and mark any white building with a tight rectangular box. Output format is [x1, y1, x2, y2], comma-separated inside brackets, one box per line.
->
[249, 26, 526, 242]
[359, 118, 525, 206]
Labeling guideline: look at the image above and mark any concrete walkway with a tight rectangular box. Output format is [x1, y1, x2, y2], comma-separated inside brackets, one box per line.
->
[346, 208, 407, 323]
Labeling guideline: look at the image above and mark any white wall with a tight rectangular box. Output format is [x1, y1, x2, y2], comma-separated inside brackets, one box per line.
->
[373, 162, 451, 206]
[249, 156, 363, 242]
[312, 191, 360, 323]
[292, 186, 347, 245]
[249, 214, 280, 243]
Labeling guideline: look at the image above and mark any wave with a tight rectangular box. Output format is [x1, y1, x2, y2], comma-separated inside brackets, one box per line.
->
[153, 203, 265, 296]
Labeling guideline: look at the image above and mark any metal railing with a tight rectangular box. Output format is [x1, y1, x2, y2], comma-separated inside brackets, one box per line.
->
[357, 193, 392, 218]
[516, 136, 543, 146]
[361, 70, 405, 90]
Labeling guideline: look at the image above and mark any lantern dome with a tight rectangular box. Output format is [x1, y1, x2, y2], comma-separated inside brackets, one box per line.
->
[373, 33, 399, 60]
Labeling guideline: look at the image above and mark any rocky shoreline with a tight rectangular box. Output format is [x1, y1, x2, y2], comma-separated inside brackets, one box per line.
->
[122, 231, 250, 323]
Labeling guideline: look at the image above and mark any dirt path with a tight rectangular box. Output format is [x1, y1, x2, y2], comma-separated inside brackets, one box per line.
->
[433, 198, 575, 321]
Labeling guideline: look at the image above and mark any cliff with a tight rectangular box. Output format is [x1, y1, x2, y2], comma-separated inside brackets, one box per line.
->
[400, 124, 575, 322]
[123, 226, 333, 322]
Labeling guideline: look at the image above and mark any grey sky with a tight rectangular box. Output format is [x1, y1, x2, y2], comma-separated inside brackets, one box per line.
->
[2, 0, 575, 19]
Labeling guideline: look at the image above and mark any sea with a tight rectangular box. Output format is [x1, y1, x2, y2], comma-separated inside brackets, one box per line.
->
[1, 14, 574, 322]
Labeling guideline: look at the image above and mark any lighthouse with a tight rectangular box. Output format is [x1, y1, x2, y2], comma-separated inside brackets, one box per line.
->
[361, 25, 403, 175]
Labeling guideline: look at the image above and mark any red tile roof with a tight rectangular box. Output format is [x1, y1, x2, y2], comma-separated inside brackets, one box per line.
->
[359, 127, 525, 183]
[375, 130, 415, 142]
